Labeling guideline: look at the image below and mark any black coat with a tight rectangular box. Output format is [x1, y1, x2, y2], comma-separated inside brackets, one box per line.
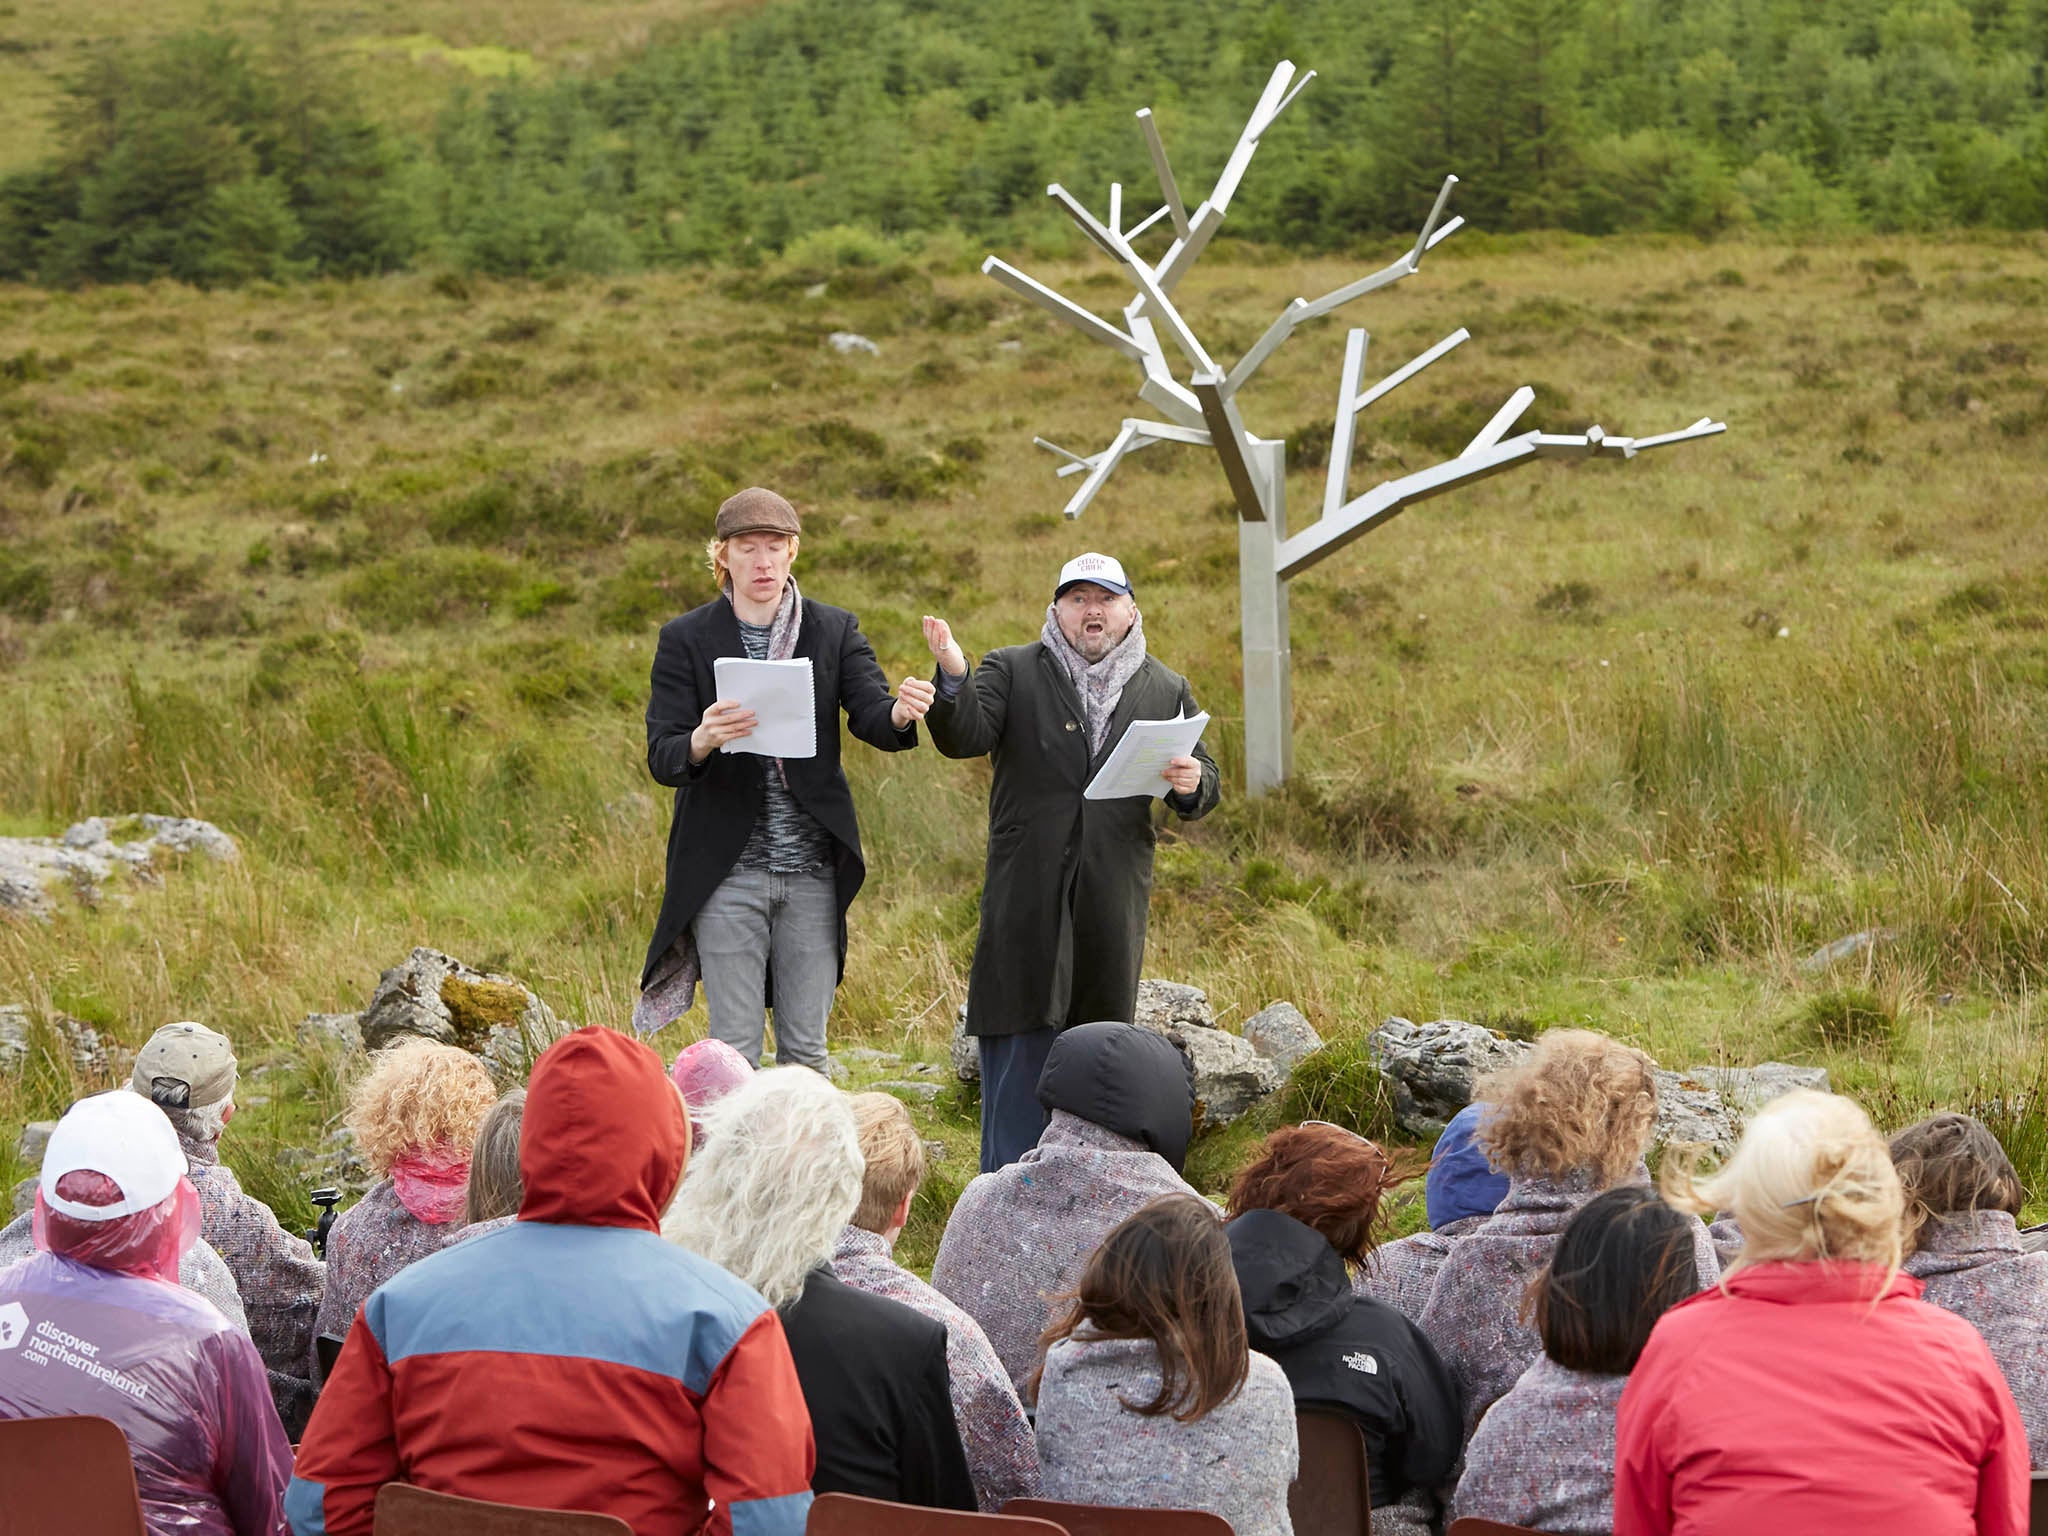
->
[926, 643, 1220, 1038]
[780, 1267, 977, 1510]
[1228, 1208, 1464, 1507]
[641, 596, 914, 990]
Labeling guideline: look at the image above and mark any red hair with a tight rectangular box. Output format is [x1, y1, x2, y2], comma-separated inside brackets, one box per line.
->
[1227, 1123, 1412, 1265]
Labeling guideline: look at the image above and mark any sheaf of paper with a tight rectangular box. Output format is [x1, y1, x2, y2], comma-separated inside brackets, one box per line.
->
[1084, 710, 1211, 800]
[712, 657, 818, 759]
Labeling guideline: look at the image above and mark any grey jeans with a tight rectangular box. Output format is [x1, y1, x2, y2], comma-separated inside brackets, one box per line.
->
[691, 864, 838, 1071]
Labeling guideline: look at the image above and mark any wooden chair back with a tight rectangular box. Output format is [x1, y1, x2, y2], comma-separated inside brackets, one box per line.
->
[2030, 1472, 2048, 1534]
[1446, 1520, 1548, 1535]
[0, 1415, 147, 1536]
[1289, 1411, 1371, 1536]
[372, 1482, 633, 1535]
[1002, 1496, 1233, 1536]
[812, 1493, 1073, 1536]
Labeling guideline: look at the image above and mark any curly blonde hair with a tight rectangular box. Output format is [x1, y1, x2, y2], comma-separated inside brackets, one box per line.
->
[1475, 1028, 1657, 1185]
[345, 1037, 498, 1177]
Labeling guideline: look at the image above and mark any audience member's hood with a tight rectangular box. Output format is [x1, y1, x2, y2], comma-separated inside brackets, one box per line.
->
[1037, 1022, 1195, 1171]
[520, 1026, 686, 1231]
[1425, 1102, 1510, 1227]
[1228, 1208, 1353, 1349]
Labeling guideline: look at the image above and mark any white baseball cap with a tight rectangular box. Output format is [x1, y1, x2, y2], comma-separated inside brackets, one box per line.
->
[1055, 552, 1133, 599]
[39, 1091, 186, 1222]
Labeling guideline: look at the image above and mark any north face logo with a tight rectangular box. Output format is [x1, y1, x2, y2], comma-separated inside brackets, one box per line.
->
[1342, 1350, 1379, 1374]
[0, 1303, 26, 1351]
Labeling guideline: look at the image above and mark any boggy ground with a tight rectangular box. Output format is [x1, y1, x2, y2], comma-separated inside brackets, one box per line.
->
[2, 230, 2045, 1256]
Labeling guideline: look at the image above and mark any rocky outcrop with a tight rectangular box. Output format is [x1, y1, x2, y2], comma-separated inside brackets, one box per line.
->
[1366, 1016, 1832, 1155]
[359, 947, 563, 1085]
[0, 815, 238, 919]
[1243, 1002, 1323, 1075]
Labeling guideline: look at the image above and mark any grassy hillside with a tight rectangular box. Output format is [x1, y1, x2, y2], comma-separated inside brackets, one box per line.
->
[2, 231, 2046, 1238]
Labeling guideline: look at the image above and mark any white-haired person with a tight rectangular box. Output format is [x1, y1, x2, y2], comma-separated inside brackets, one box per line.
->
[0, 1091, 292, 1535]
[1418, 1029, 1719, 1439]
[1890, 1112, 2048, 1467]
[835, 1092, 1041, 1510]
[130, 1020, 325, 1434]
[1614, 1090, 2028, 1536]
[667, 1070, 976, 1510]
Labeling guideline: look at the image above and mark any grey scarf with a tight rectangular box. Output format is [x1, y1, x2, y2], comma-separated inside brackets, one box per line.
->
[1040, 604, 1146, 756]
[632, 577, 803, 1034]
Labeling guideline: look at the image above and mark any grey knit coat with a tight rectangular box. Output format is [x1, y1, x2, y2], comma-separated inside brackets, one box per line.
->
[1356, 1216, 1489, 1321]
[931, 1111, 1203, 1391]
[1417, 1169, 1719, 1439]
[1452, 1356, 1627, 1533]
[1905, 1210, 2048, 1468]
[833, 1225, 1043, 1511]
[1034, 1334, 1298, 1536]
[311, 1179, 470, 1358]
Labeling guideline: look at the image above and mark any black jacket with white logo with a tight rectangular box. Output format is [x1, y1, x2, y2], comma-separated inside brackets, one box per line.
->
[1228, 1208, 1464, 1505]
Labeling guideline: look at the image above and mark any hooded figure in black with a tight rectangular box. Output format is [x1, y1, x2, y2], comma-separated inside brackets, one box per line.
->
[930, 1022, 1205, 1391]
[1228, 1208, 1463, 1507]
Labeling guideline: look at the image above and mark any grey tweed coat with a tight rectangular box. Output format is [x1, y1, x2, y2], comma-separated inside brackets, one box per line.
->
[1905, 1210, 2048, 1468]
[1452, 1357, 1627, 1534]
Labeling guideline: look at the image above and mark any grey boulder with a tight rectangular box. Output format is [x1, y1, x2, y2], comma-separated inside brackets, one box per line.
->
[359, 947, 562, 1085]
[1243, 1002, 1322, 1074]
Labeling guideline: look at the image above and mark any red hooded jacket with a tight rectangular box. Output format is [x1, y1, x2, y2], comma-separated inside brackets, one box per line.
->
[288, 1027, 815, 1536]
[1614, 1261, 2028, 1536]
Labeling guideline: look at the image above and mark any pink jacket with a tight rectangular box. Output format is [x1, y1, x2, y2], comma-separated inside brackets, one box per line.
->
[1614, 1261, 2027, 1536]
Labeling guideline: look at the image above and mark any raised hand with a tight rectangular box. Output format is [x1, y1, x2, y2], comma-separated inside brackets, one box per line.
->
[892, 676, 937, 729]
[922, 614, 968, 678]
[690, 699, 758, 762]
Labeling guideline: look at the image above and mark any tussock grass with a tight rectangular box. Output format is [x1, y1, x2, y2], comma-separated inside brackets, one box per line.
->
[2, 232, 2046, 1222]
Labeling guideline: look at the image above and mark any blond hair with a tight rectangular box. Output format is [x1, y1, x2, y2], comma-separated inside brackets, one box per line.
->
[705, 532, 800, 591]
[849, 1092, 926, 1233]
[345, 1037, 498, 1177]
[1664, 1089, 1905, 1273]
[1475, 1028, 1657, 1185]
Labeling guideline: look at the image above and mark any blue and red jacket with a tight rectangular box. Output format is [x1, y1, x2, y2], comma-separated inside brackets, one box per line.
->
[287, 1027, 816, 1536]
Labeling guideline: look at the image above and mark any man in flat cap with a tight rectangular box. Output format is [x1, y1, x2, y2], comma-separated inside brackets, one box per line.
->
[132, 1020, 326, 1435]
[636, 487, 935, 1068]
[922, 553, 1220, 1173]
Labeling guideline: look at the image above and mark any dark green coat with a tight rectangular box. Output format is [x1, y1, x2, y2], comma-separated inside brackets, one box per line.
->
[927, 642, 1221, 1038]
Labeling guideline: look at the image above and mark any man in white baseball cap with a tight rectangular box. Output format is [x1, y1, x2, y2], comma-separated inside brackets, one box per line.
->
[920, 554, 1220, 1172]
[0, 1091, 292, 1532]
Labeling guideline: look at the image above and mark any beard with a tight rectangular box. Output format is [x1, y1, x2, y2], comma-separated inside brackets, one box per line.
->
[1061, 614, 1128, 662]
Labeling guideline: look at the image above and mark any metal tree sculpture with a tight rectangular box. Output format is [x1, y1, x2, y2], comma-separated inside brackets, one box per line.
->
[983, 60, 1727, 795]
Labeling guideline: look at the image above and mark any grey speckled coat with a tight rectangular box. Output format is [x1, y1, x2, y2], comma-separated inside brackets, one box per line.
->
[1356, 1216, 1489, 1321]
[930, 1112, 1202, 1391]
[833, 1225, 1042, 1512]
[1035, 1334, 1298, 1536]
[1417, 1169, 1718, 1439]
[1452, 1357, 1627, 1534]
[310, 1178, 469, 1357]
[1905, 1210, 2048, 1468]
[0, 1210, 249, 1333]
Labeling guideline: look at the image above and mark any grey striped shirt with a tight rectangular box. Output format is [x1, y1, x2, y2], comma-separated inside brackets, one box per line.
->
[733, 619, 834, 873]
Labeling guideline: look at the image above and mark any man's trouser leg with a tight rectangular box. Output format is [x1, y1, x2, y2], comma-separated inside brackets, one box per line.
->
[693, 867, 773, 1066]
[766, 867, 838, 1073]
[978, 1029, 1057, 1174]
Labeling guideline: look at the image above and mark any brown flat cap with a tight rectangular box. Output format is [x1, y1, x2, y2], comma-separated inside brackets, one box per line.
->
[715, 487, 801, 540]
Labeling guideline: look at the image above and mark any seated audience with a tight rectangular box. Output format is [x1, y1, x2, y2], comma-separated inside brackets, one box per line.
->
[311, 1037, 495, 1351]
[1704, 1212, 1744, 1271]
[1226, 1122, 1461, 1508]
[0, 1091, 291, 1535]
[1034, 1195, 1299, 1536]
[130, 1019, 324, 1434]
[1615, 1090, 2028, 1536]
[456, 1087, 527, 1240]
[672, 1038, 755, 1149]
[1357, 1102, 1507, 1319]
[835, 1092, 1042, 1510]
[1890, 1112, 2048, 1466]
[669, 1070, 976, 1510]
[0, 1203, 249, 1333]
[1419, 1029, 1718, 1438]
[932, 1021, 1200, 1389]
[1452, 1186, 1700, 1534]
[290, 1027, 815, 1536]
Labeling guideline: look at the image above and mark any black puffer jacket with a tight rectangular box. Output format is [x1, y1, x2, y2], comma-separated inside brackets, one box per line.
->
[1228, 1208, 1464, 1506]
